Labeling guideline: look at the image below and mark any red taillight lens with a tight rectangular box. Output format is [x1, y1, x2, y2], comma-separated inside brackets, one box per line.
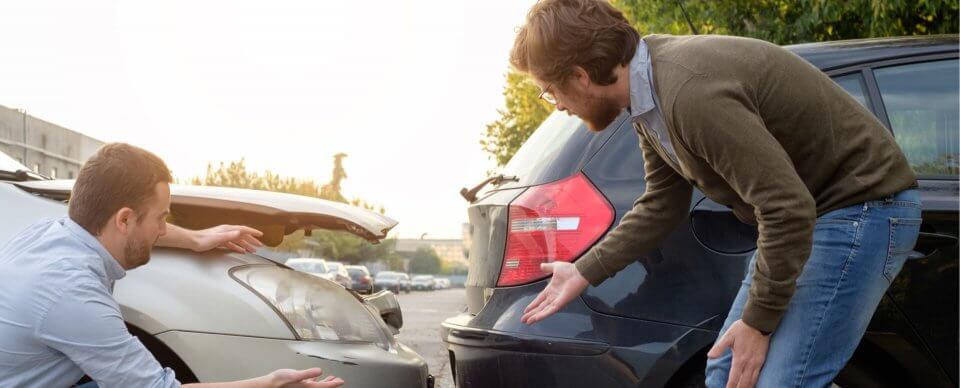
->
[497, 173, 614, 287]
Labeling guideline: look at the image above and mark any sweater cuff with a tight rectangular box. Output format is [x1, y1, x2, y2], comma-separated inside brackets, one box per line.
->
[741, 298, 784, 334]
[574, 249, 612, 287]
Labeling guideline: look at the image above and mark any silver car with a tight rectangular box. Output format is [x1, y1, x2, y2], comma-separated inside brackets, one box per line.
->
[0, 155, 432, 387]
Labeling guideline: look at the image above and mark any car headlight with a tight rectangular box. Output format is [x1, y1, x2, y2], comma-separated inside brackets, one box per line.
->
[231, 265, 395, 350]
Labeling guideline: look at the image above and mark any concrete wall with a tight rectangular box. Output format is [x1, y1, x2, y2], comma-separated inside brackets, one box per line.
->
[0, 105, 104, 178]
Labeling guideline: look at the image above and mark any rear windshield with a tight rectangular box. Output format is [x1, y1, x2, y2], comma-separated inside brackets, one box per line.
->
[347, 268, 367, 277]
[376, 272, 399, 279]
[497, 111, 622, 189]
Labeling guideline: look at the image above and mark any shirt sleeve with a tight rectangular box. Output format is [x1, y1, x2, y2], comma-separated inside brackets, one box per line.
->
[35, 277, 180, 388]
[673, 78, 817, 334]
[575, 125, 693, 285]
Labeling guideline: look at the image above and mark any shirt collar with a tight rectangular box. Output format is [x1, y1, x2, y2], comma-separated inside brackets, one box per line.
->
[62, 217, 127, 282]
[628, 38, 655, 118]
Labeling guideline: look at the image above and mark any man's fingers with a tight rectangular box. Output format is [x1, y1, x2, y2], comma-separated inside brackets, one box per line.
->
[523, 291, 548, 315]
[540, 262, 555, 273]
[244, 233, 265, 246]
[222, 241, 245, 253]
[237, 239, 259, 253]
[726, 354, 743, 388]
[315, 377, 344, 388]
[738, 366, 760, 388]
[707, 332, 732, 359]
[289, 368, 324, 382]
[529, 302, 559, 323]
[235, 225, 264, 237]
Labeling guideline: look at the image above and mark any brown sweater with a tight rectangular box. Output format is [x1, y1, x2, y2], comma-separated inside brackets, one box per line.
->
[574, 34, 917, 333]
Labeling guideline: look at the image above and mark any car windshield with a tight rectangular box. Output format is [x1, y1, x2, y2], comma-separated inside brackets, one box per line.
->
[326, 263, 342, 272]
[413, 276, 433, 281]
[0, 151, 28, 173]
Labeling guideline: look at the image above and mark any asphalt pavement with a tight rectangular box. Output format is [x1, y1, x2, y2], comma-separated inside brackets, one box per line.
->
[395, 288, 466, 388]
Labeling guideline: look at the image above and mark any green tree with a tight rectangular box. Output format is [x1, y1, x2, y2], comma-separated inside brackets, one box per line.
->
[482, 0, 959, 164]
[409, 247, 442, 274]
[481, 71, 556, 167]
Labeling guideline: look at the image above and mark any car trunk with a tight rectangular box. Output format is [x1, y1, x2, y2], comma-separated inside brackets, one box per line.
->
[13, 180, 398, 246]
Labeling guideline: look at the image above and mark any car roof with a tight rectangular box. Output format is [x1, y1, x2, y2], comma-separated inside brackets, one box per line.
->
[785, 35, 958, 71]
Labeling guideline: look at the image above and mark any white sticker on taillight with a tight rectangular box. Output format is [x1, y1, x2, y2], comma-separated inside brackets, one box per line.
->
[510, 216, 580, 232]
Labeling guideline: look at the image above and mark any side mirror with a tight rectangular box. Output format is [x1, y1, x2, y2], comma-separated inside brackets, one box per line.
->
[362, 290, 403, 335]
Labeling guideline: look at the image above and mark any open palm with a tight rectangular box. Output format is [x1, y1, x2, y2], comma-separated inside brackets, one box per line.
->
[521, 261, 589, 324]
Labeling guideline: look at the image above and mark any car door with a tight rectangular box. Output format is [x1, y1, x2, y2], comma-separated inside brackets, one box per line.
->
[869, 56, 959, 385]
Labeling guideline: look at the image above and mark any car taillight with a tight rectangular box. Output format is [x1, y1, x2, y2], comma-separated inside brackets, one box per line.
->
[361, 276, 371, 285]
[498, 173, 614, 287]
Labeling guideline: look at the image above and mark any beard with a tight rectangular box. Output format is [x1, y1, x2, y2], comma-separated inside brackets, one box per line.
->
[123, 235, 153, 269]
[577, 93, 622, 132]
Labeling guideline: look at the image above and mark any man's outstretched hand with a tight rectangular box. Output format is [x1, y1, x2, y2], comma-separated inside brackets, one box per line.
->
[269, 368, 344, 388]
[191, 224, 264, 253]
[521, 261, 589, 325]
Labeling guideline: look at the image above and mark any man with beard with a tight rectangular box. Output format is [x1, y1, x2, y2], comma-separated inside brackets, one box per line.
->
[0, 143, 344, 388]
[514, 1, 920, 387]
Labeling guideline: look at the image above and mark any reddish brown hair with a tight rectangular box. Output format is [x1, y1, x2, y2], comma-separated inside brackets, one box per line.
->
[69, 143, 172, 235]
[510, 0, 639, 86]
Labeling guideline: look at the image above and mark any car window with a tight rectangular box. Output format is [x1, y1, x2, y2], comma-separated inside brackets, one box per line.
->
[832, 73, 869, 108]
[498, 110, 621, 188]
[875, 59, 959, 177]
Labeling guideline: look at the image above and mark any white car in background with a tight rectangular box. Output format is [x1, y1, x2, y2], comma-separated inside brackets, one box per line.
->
[411, 275, 436, 291]
[286, 258, 352, 289]
[0, 154, 433, 387]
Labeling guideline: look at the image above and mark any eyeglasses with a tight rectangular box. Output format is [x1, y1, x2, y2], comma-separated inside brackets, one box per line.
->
[538, 83, 557, 105]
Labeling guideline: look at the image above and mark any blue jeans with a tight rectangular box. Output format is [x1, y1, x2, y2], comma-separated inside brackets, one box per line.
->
[705, 189, 922, 388]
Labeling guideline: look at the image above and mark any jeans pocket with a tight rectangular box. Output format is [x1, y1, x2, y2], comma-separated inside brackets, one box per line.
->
[884, 217, 922, 283]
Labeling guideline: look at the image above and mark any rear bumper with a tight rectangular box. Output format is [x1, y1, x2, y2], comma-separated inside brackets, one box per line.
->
[440, 282, 718, 388]
[158, 330, 430, 387]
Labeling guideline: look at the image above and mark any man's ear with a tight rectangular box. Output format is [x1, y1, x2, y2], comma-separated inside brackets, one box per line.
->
[113, 207, 136, 235]
[570, 66, 592, 89]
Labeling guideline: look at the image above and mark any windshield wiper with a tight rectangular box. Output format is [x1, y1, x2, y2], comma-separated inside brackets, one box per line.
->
[0, 169, 48, 182]
[460, 174, 518, 203]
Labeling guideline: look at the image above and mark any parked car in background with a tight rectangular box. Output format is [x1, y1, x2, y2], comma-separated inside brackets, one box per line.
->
[375, 271, 411, 294]
[434, 278, 451, 290]
[0, 157, 432, 387]
[347, 265, 375, 294]
[411, 275, 436, 291]
[324, 261, 354, 289]
[444, 36, 958, 388]
[285, 258, 330, 278]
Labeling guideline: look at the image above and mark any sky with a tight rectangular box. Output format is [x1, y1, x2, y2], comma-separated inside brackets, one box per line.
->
[0, 0, 539, 239]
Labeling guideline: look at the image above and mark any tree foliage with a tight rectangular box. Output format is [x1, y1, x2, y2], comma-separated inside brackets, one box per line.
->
[613, 0, 958, 45]
[409, 247, 443, 274]
[481, 71, 556, 167]
[482, 0, 959, 165]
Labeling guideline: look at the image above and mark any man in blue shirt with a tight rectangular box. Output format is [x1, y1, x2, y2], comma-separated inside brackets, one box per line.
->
[0, 143, 344, 388]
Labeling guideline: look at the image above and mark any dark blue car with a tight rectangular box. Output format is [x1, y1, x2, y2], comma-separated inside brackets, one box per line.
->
[443, 35, 958, 388]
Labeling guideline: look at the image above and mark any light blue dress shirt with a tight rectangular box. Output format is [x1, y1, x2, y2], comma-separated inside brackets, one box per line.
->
[629, 38, 682, 168]
[0, 217, 179, 388]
